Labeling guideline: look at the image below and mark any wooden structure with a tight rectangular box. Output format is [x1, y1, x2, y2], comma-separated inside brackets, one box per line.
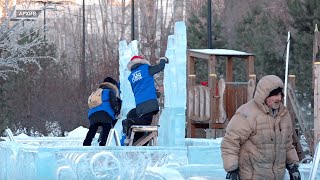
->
[287, 75, 307, 159]
[187, 49, 256, 138]
[126, 117, 159, 146]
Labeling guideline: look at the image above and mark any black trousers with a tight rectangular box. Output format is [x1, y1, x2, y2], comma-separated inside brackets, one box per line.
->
[83, 122, 112, 146]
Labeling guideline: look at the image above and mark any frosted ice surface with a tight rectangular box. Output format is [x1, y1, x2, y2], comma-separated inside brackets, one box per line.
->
[0, 141, 189, 180]
[158, 21, 187, 146]
[115, 40, 139, 141]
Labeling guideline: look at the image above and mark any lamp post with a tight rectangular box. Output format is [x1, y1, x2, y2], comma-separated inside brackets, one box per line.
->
[83, 0, 85, 64]
[207, 0, 212, 49]
[80, 0, 87, 96]
[131, 0, 134, 41]
[35, 1, 61, 41]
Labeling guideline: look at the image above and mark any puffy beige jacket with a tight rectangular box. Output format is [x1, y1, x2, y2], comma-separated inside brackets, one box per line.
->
[221, 75, 299, 180]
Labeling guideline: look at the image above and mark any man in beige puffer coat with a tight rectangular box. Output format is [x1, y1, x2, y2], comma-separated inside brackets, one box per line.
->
[221, 75, 300, 180]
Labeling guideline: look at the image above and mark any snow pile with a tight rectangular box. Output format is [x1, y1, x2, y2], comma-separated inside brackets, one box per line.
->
[66, 126, 88, 138]
[15, 133, 30, 139]
[66, 126, 100, 139]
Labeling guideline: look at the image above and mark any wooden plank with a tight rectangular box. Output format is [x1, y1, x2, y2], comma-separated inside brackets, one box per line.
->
[314, 62, 320, 149]
[246, 56, 255, 78]
[208, 57, 217, 127]
[226, 57, 233, 82]
[191, 123, 196, 137]
[226, 84, 248, 120]
[188, 89, 194, 117]
[188, 74, 196, 88]
[218, 78, 226, 123]
[226, 85, 233, 120]
[187, 86, 211, 122]
[199, 86, 205, 119]
[287, 75, 305, 160]
[205, 86, 211, 118]
[131, 126, 158, 132]
[194, 88, 200, 117]
[188, 51, 214, 60]
[208, 56, 216, 88]
[247, 75, 256, 101]
[187, 56, 195, 76]
[313, 25, 320, 89]
[209, 74, 217, 126]
[226, 57, 233, 121]
[287, 83, 313, 151]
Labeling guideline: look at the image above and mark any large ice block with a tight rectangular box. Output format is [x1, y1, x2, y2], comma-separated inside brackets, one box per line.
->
[0, 140, 188, 180]
[158, 21, 187, 146]
[1, 135, 312, 179]
[115, 40, 140, 141]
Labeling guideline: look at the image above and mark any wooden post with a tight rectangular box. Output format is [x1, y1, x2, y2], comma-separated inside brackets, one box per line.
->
[288, 75, 296, 89]
[187, 54, 196, 138]
[246, 56, 255, 101]
[247, 56, 255, 78]
[247, 74, 256, 101]
[288, 75, 305, 160]
[313, 24, 320, 89]
[226, 56, 233, 120]
[314, 62, 320, 148]
[313, 25, 320, 149]
[209, 73, 217, 120]
[208, 55, 216, 88]
[208, 55, 216, 128]
[187, 55, 195, 88]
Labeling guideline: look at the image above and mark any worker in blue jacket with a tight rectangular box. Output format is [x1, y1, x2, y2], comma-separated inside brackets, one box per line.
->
[83, 77, 122, 146]
[122, 55, 168, 144]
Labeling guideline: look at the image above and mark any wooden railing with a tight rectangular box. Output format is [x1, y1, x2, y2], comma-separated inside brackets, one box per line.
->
[188, 85, 211, 122]
[187, 78, 255, 138]
[287, 83, 313, 155]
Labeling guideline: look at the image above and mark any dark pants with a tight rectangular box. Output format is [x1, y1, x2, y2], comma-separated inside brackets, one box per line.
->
[83, 122, 112, 146]
[123, 109, 158, 145]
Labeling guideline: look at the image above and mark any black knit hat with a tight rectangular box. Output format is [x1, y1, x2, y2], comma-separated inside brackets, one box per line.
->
[103, 77, 118, 86]
[268, 87, 283, 97]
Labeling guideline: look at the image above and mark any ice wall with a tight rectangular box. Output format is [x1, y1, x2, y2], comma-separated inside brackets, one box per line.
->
[114, 40, 139, 138]
[0, 141, 188, 180]
[158, 21, 187, 146]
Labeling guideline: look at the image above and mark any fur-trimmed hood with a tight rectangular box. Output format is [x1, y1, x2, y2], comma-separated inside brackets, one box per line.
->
[99, 82, 119, 97]
[127, 57, 150, 71]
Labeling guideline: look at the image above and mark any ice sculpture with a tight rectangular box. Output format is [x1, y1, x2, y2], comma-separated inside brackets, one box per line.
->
[114, 40, 139, 142]
[158, 21, 187, 146]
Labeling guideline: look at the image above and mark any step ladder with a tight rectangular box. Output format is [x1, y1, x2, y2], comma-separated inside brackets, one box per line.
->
[106, 128, 121, 146]
[5, 129, 15, 142]
[125, 117, 159, 146]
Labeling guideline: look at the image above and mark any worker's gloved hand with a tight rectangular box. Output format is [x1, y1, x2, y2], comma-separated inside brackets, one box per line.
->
[226, 168, 240, 180]
[286, 164, 301, 180]
[159, 57, 169, 64]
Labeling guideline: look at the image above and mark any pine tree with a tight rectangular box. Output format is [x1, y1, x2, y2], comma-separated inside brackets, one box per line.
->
[186, 3, 226, 83]
[286, 0, 320, 124]
[233, 5, 287, 82]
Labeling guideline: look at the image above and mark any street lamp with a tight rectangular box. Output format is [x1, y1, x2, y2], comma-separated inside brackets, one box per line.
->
[83, 0, 85, 64]
[35, 1, 62, 41]
[207, 0, 212, 49]
[131, 0, 134, 41]
[80, 0, 87, 95]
